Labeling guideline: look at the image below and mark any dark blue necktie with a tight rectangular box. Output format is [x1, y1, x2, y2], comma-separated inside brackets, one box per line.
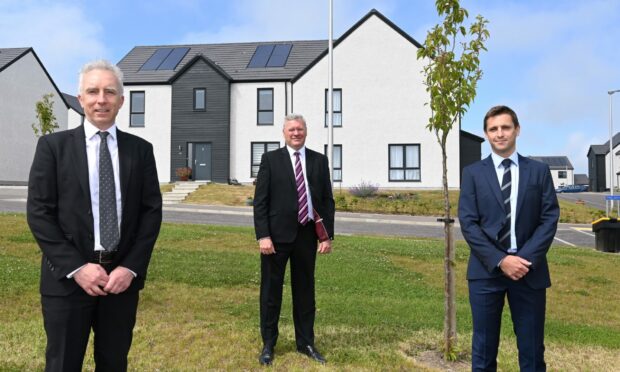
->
[498, 158, 512, 251]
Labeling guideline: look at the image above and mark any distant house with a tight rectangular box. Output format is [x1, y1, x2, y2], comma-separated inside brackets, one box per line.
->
[587, 133, 620, 192]
[0, 47, 70, 185]
[528, 156, 574, 187]
[574, 173, 589, 186]
[110, 9, 481, 187]
[62, 92, 85, 127]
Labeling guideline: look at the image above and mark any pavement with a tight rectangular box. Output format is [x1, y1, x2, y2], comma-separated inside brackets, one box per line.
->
[1, 185, 597, 249]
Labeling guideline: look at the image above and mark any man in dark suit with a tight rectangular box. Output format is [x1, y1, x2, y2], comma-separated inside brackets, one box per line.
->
[459, 105, 559, 371]
[253, 113, 335, 365]
[27, 60, 162, 371]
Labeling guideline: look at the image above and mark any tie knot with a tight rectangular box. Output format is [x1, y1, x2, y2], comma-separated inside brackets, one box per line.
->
[501, 159, 512, 169]
[294, 151, 300, 158]
[98, 131, 110, 140]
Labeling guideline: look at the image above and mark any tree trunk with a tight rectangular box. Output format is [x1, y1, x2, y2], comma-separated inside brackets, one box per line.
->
[441, 139, 457, 360]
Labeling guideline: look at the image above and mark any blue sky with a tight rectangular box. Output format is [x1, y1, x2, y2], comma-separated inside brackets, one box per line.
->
[2, 0, 619, 173]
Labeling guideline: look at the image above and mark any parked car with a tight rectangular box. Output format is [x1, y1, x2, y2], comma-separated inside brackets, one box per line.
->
[555, 185, 588, 193]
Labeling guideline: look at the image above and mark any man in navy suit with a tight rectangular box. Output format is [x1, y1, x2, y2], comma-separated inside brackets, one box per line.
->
[459, 105, 559, 371]
[253, 114, 335, 365]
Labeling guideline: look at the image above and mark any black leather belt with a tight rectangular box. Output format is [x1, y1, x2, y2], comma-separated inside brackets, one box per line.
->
[91, 250, 116, 264]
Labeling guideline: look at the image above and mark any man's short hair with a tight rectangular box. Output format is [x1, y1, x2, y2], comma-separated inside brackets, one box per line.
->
[78, 59, 124, 96]
[483, 105, 519, 132]
[284, 113, 307, 128]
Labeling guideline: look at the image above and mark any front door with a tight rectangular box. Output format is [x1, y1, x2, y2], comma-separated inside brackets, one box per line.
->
[193, 143, 212, 181]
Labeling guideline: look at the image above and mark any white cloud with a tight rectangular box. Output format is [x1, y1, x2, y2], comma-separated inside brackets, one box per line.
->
[0, 1, 107, 93]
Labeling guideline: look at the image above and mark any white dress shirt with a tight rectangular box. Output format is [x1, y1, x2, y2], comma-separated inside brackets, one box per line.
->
[286, 145, 315, 221]
[491, 151, 519, 253]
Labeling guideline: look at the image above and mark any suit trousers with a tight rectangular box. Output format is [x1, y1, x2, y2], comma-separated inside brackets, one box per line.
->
[41, 287, 139, 372]
[260, 222, 317, 349]
[469, 276, 546, 372]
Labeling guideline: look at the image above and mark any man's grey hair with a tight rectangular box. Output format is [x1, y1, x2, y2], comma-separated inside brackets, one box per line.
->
[283, 113, 307, 128]
[78, 59, 124, 96]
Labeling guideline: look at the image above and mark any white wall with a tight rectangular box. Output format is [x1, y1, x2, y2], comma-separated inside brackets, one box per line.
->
[291, 14, 459, 188]
[230, 82, 287, 182]
[116, 85, 172, 183]
[0, 51, 68, 183]
[550, 169, 574, 187]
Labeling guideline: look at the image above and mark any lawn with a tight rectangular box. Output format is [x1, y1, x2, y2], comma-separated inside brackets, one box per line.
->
[180, 183, 602, 224]
[1, 213, 619, 371]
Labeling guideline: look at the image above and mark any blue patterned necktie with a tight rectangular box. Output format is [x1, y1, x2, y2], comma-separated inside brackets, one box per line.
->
[498, 158, 513, 252]
[98, 131, 119, 251]
[294, 152, 309, 225]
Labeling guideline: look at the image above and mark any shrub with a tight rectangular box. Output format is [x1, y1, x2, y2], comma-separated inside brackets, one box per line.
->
[348, 181, 379, 198]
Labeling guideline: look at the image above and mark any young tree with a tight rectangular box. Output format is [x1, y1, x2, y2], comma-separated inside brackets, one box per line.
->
[32, 93, 59, 137]
[416, 0, 489, 361]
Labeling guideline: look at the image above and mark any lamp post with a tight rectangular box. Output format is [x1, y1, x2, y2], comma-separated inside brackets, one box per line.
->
[608, 89, 620, 214]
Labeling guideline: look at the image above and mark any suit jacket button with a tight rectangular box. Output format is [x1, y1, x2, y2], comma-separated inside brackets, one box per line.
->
[87, 210, 92, 215]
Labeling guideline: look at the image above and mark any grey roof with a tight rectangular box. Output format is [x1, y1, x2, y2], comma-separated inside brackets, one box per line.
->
[589, 132, 620, 156]
[528, 156, 574, 170]
[574, 174, 589, 185]
[0, 47, 30, 72]
[118, 40, 327, 84]
[62, 93, 83, 115]
[118, 9, 423, 85]
[460, 130, 485, 143]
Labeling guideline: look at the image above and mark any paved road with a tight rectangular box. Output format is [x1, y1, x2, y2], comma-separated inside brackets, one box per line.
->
[556, 192, 608, 211]
[1, 186, 596, 248]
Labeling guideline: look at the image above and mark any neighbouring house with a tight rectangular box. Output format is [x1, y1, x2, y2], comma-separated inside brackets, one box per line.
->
[101, 9, 481, 187]
[574, 173, 589, 187]
[0, 47, 71, 185]
[62, 92, 85, 127]
[587, 133, 620, 192]
[529, 156, 574, 187]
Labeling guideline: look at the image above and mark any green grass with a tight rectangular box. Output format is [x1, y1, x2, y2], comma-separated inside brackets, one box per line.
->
[182, 183, 602, 224]
[1, 213, 619, 371]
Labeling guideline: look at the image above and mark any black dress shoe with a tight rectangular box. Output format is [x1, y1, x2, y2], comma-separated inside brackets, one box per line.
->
[259, 345, 274, 366]
[297, 345, 326, 364]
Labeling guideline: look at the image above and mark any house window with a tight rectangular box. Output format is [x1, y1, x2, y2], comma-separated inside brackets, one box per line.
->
[325, 89, 342, 127]
[251, 142, 280, 177]
[194, 88, 206, 111]
[130, 91, 145, 127]
[257, 88, 274, 125]
[558, 170, 567, 179]
[389, 144, 421, 181]
[324, 145, 342, 182]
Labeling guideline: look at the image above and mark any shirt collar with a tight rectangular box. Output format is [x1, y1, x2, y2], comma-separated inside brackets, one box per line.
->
[286, 145, 306, 158]
[491, 150, 519, 169]
[84, 120, 117, 141]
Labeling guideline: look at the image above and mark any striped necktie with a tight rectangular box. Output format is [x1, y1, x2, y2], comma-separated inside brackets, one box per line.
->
[498, 158, 513, 252]
[294, 151, 309, 225]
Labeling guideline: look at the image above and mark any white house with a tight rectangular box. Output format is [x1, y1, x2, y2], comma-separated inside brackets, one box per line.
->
[115, 9, 480, 188]
[0, 48, 70, 184]
[528, 156, 574, 188]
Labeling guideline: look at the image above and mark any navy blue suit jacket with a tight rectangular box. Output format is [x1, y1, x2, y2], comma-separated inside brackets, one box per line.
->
[458, 154, 559, 289]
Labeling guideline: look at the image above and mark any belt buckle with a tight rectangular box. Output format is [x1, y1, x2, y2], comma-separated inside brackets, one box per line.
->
[96, 251, 113, 264]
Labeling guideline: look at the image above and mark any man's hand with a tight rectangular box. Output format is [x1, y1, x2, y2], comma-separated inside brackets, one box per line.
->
[318, 240, 332, 254]
[499, 255, 532, 281]
[259, 237, 276, 255]
[74, 263, 109, 296]
[103, 266, 134, 294]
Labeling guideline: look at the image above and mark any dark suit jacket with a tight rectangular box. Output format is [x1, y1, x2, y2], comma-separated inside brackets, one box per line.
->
[458, 154, 559, 289]
[253, 147, 335, 243]
[27, 125, 163, 296]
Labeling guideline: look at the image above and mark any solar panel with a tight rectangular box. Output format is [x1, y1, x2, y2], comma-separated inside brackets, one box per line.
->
[266, 44, 292, 67]
[140, 48, 173, 71]
[158, 47, 190, 70]
[247, 45, 274, 68]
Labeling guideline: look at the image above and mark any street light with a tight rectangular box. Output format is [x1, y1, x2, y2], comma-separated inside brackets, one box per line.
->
[608, 89, 620, 214]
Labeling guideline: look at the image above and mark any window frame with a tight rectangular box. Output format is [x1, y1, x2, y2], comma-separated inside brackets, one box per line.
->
[388, 144, 421, 182]
[251, 141, 280, 177]
[129, 91, 145, 127]
[257, 88, 274, 126]
[558, 170, 567, 179]
[324, 144, 342, 182]
[324, 88, 342, 127]
[193, 88, 206, 111]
